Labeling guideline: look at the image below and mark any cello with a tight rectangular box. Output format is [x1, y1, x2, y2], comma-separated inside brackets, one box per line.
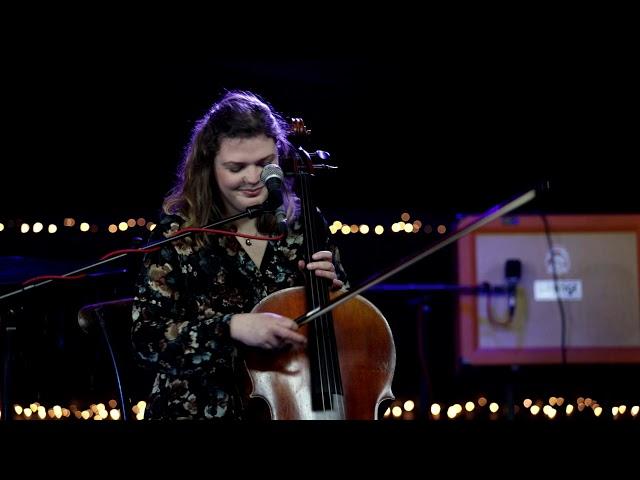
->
[245, 121, 396, 420]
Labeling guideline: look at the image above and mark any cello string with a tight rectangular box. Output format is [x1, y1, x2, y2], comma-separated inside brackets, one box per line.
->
[301, 171, 344, 416]
[321, 284, 345, 417]
[316, 255, 344, 415]
[300, 171, 330, 411]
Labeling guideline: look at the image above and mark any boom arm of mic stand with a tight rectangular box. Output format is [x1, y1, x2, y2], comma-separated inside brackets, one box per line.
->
[0, 203, 274, 303]
[367, 283, 510, 295]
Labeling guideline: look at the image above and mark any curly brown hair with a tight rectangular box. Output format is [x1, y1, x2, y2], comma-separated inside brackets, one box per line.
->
[163, 91, 298, 238]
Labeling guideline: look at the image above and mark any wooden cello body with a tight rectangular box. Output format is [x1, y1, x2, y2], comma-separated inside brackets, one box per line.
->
[247, 287, 395, 419]
[244, 122, 395, 419]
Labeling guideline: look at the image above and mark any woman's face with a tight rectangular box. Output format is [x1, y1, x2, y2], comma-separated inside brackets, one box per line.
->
[214, 134, 278, 215]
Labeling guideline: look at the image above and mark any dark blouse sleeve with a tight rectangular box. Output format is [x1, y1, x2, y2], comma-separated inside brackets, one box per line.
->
[131, 215, 234, 376]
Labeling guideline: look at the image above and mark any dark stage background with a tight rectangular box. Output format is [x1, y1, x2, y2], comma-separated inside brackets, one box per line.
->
[2, 44, 638, 217]
[1, 39, 639, 421]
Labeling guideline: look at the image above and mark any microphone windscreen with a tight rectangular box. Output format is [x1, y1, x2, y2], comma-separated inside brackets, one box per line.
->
[261, 164, 284, 184]
[261, 164, 284, 210]
[505, 259, 522, 281]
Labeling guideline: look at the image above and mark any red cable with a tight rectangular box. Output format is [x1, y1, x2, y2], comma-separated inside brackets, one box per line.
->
[100, 247, 161, 260]
[177, 227, 285, 243]
[22, 274, 87, 286]
[22, 227, 285, 286]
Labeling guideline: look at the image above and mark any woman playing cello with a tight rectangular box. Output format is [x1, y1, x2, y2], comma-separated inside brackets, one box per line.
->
[131, 90, 394, 420]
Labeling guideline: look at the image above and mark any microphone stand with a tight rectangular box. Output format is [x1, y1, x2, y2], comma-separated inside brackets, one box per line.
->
[0, 306, 18, 422]
[366, 282, 510, 418]
[368, 283, 509, 295]
[0, 200, 277, 421]
[0, 203, 273, 303]
[367, 282, 514, 324]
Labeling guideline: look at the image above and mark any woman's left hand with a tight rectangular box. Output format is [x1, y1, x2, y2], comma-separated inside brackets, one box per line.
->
[299, 250, 344, 291]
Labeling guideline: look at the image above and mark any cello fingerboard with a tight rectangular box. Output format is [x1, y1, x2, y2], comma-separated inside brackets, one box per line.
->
[308, 312, 344, 410]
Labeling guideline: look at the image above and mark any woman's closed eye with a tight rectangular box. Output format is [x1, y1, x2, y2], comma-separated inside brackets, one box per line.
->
[227, 161, 274, 174]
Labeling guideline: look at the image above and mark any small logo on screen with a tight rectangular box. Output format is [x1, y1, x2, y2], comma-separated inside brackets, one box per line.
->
[534, 279, 583, 301]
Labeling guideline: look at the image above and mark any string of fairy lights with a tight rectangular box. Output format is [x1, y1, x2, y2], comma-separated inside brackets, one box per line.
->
[3, 212, 640, 422]
[0, 212, 449, 237]
[384, 395, 640, 421]
[7, 400, 145, 421]
[0, 217, 157, 235]
[6, 396, 640, 421]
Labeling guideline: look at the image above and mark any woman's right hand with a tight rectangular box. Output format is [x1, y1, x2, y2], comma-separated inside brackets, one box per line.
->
[230, 313, 307, 350]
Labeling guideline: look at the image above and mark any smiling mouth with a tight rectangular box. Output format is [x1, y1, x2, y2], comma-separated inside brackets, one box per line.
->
[239, 187, 264, 196]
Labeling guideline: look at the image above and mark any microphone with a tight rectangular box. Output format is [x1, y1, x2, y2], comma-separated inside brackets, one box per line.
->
[505, 259, 522, 319]
[260, 164, 284, 210]
[260, 164, 287, 235]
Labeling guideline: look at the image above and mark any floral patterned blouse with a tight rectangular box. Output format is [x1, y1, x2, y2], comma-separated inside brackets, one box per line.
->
[131, 213, 348, 420]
